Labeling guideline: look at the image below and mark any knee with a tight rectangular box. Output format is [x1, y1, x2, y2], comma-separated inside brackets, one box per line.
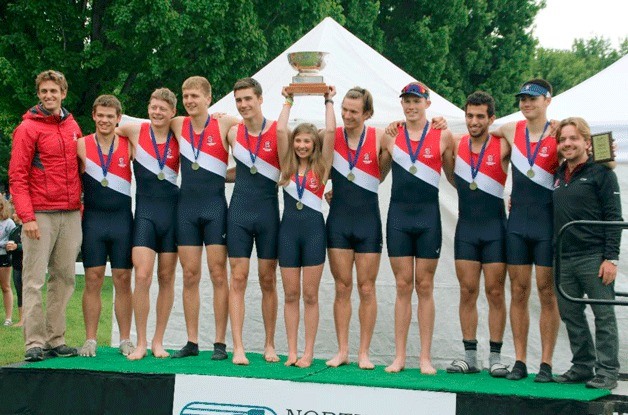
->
[303, 290, 319, 306]
[357, 280, 376, 299]
[395, 278, 413, 298]
[459, 284, 478, 301]
[486, 285, 505, 305]
[415, 279, 434, 299]
[182, 270, 201, 289]
[209, 266, 228, 288]
[284, 289, 300, 304]
[334, 280, 352, 300]
[510, 282, 530, 303]
[230, 273, 248, 293]
[259, 275, 277, 293]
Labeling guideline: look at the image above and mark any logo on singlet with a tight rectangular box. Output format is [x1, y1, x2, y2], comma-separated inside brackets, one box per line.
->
[308, 177, 319, 190]
[363, 152, 372, 164]
[539, 146, 549, 157]
[207, 135, 216, 146]
[118, 157, 127, 167]
[423, 147, 433, 159]
[263, 141, 272, 152]
[486, 154, 496, 166]
[167, 148, 174, 159]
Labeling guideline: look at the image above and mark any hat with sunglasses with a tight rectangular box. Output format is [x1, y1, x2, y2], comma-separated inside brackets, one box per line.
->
[400, 82, 430, 99]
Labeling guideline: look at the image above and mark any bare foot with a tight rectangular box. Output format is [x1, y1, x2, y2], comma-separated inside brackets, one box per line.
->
[296, 354, 313, 368]
[420, 359, 437, 375]
[127, 344, 147, 361]
[358, 354, 375, 370]
[151, 341, 170, 358]
[326, 352, 349, 367]
[285, 354, 298, 367]
[264, 346, 280, 363]
[385, 358, 405, 373]
[232, 348, 249, 365]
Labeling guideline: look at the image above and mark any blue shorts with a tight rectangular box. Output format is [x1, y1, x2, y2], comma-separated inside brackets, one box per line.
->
[133, 195, 178, 253]
[82, 209, 133, 269]
[177, 192, 227, 246]
[326, 203, 382, 253]
[455, 218, 506, 263]
[506, 204, 553, 267]
[278, 209, 326, 268]
[227, 196, 279, 259]
[386, 201, 441, 258]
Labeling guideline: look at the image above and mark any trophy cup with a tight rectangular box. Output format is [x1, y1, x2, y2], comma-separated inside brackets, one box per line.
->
[591, 131, 614, 163]
[285, 51, 330, 95]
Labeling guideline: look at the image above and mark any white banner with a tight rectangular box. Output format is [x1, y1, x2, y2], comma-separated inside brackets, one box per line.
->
[173, 374, 456, 415]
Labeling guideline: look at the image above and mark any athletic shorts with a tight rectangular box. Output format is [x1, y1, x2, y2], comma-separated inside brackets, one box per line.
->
[278, 211, 326, 268]
[227, 196, 279, 259]
[506, 204, 553, 267]
[326, 203, 382, 254]
[455, 218, 506, 263]
[177, 192, 227, 246]
[82, 209, 133, 269]
[0, 254, 9, 267]
[133, 195, 178, 253]
[386, 201, 441, 258]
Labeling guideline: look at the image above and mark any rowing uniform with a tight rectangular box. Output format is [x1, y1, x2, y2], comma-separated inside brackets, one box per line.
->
[387, 125, 442, 258]
[227, 121, 280, 259]
[177, 116, 228, 246]
[454, 135, 507, 263]
[81, 134, 133, 269]
[327, 126, 382, 253]
[507, 120, 558, 266]
[278, 170, 326, 267]
[133, 123, 180, 253]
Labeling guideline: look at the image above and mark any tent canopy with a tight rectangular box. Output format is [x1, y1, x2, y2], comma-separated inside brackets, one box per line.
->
[209, 17, 464, 128]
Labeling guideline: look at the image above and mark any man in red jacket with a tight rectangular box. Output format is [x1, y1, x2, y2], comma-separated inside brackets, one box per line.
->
[9, 70, 83, 362]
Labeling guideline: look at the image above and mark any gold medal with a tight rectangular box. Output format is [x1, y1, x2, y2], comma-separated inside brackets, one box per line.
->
[409, 165, 417, 174]
[347, 172, 355, 181]
[296, 201, 304, 210]
[158, 171, 165, 180]
[250, 165, 257, 174]
[192, 162, 200, 171]
[101, 178, 108, 187]
[527, 168, 535, 178]
[469, 181, 478, 190]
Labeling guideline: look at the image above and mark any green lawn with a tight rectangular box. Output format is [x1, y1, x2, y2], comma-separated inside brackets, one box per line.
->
[0, 274, 113, 365]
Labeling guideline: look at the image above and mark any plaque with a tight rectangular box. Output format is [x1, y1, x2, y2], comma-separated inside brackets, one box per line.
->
[591, 131, 614, 163]
[284, 51, 330, 96]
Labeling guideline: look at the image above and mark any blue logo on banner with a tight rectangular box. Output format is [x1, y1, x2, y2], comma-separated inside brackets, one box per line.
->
[180, 401, 278, 415]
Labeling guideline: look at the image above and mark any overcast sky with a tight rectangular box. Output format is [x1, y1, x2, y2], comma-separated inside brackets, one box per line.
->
[533, 0, 628, 50]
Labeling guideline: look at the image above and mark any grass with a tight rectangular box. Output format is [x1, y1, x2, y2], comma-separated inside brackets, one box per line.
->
[0, 274, 113, 365]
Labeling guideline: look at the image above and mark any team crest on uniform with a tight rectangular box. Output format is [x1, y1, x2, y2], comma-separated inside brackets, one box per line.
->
[363, 152, 372, 164]
[167, 148, 174, 159]
[263, 141, 272, 152]
[207, 135, 216, 146]
[309, 177, 319, 189]
[118, 157, 126, 167]
[486, 154, 496, 166]
[423, 147, 433, 158]
[539, 146, 549, 157]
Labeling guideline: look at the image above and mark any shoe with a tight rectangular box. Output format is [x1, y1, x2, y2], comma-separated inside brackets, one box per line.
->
[25, 347, 44, 362]
[46, 344, 78, 358]
[119, 339, 135, 356]
[534, 367, 555, 383]
[489, 363, 510, 378]
[586, 375, 618, 390]
[506, 362, 528, 380]
[79, 339, 97, 357]
[446, 359, 480, 374]
[3, 319, 12, 326]
[211, 342, 228, 360]
[555, 368, 593, 384]
[172, 341, 199, 358]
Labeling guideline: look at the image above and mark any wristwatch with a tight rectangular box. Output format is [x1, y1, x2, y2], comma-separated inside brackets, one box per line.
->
[606, 259, 619, 266]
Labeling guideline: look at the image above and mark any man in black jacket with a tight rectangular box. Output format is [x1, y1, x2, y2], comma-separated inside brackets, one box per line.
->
[552, 117, 622, 390]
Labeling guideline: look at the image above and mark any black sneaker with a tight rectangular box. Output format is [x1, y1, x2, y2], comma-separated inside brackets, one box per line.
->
[211, 342, 228, 360]
[172, 341, 199, 358]
[25, 347, 44, 362]
[586, 375, 618, 390]
[555, 368, 593, 384]
[46, 344, 78, 358]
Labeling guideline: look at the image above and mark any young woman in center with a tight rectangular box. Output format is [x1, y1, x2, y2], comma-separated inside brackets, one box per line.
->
[276, 86, 336, 368]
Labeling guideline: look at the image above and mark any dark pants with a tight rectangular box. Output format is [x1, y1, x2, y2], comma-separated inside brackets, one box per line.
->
[556, 253, 619, 380]
[12, 268, 22, 307]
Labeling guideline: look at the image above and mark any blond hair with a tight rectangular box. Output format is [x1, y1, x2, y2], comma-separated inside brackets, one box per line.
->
[92, 95, 122, 116]
[35, 70, 68, 92]
[278, 123, 326, 190]
[182, 76, 211, 97]
[556, 117, 591, 143]
[149, 88, 177, 109]
[0, 199, 11, 221]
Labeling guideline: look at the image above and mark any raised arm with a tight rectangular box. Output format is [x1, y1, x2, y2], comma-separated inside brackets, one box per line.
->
[490, 121, 516, 146]
[115, 122, 142, 148]
[321, 86, 337, 180]
[277, 87, 293, 169]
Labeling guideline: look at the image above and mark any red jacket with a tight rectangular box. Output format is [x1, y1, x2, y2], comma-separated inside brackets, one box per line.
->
[9, 105, 82, 223]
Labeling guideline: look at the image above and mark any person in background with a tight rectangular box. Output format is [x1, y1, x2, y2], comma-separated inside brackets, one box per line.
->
[0, 198, 16, 326]
[6, 210, 23, 327]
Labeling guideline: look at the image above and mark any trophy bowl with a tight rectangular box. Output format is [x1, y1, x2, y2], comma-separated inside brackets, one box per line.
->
[287, 51, 329, 75]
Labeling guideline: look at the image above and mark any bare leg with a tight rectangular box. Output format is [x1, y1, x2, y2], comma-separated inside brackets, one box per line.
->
[151, 252, 177, 358]
[355, 252, 380, 370]
[0, 267, 13, 321]
[207, 245, 229, 344]
[229, 257, 249, 365]
[112, 268, 133, 341]
[178, 246, 203, 344]
[385, 256, 414, 373]
[82, 266, 105, 340]
[455, 260, 482, 341]
[416, 258, 438, 375]
[296, 264, 323, 368]
[536, 265, 559, 365]
[281, 267, 300, 366]
[508, 264, 532, 363]
[326, 248, 354, 367]
[483, 262, 507, 343]
[128, 247, 156, 360]
[259, 258, 279, 362]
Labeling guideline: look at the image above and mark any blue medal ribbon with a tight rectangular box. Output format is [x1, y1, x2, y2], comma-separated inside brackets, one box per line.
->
[344, 126, 366, 172]
[188, 115, 211, 163]
[95, 133, 115, 179]
[525, 121, 550, 169]
[244, 118, 267, 166]
[149, 126, 173, 172]
[404, 121, 430, 164]
[469, 136, 491, 182]
[295, 169, 309, 202]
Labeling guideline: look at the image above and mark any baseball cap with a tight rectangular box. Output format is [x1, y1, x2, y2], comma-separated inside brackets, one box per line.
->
[400, 82, 430, 99]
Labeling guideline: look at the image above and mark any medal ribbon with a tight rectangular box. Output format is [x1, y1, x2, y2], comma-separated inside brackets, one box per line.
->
[404, 121, 429, 164]
[189, 115, 211, 163]
[295, 169, 309, 202]
[344, 126, 366, 171]
[525, 121, 550, 170]
[149, 126, 173, 172]
[469, 136, 491, 182]
[95, 133, 115, 179]
[244, 118, 267, 166]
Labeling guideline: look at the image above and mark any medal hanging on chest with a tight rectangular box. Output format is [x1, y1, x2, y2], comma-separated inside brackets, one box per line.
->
[404, 121, 429, 175]
[95, 133, 115, 188]
[524, 121, 550, 180]
[150, 126, 173, 181]
[295, 169, 309, 210]
[189, 116, 210, 171]
[468, 136, 490, 191]
[344, 126, 366, 182]
[245, 118, 267, 175]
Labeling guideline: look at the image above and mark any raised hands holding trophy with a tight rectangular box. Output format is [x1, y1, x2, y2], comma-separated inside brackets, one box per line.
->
[285, 51, 330, 96]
